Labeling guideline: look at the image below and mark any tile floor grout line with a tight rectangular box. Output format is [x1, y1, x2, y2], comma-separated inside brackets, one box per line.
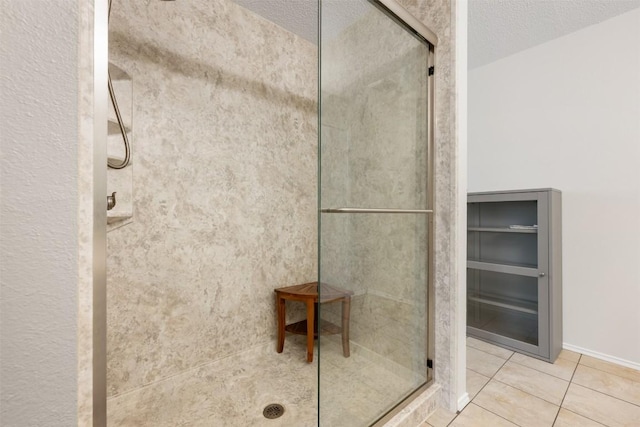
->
[493, 350, 513, 378]
[555, 407, 608, 427]
[465, 366, 497, 377]
[453, 349, 526, 427]
[463, 346, 513, 403]
[552, 353, 580, 426]
[445, 347, 501, 427]
[498, 350, 560, 426]
[577, 360, 640, 385]
[452, 345, 640, 427]
[490, 377, 564, 407]
[473, 348, 559, 427]
[571, 354, 640, 408]
[563, 354, 640, 410]
[578, 353, 640, 374]
[456, 345, 640, 426]
[444, 409, 458, 426]
[561, 386, 624, 425]
[570, 380, 640, 409]
[469, 400, 525, 427]
[508, 357, 574, 381]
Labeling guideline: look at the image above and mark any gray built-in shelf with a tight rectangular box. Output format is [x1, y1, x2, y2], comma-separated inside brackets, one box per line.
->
[467, 188, 562, 363]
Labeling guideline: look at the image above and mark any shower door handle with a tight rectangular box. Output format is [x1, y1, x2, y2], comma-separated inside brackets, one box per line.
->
[321, 208, 433, 214]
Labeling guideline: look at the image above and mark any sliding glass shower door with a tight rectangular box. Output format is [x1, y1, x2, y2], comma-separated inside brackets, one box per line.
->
[318, 1, 435, 425]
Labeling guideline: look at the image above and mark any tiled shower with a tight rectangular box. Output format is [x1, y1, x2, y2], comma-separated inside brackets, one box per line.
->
[105, 0, 458, 425]
[107, 0, 317, 423]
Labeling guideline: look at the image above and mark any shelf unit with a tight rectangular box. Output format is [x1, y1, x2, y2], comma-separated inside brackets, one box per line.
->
[467, 294, 537, 315]
[467, 227, 537, 234]
[467, 189, 562, 362]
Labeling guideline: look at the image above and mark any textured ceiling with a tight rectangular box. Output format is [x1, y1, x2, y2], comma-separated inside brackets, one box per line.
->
[232, 0, 369, 45]
[233, 0, 640, 69]
[469, 0, 640, 69]
[232, 0, 317, 43]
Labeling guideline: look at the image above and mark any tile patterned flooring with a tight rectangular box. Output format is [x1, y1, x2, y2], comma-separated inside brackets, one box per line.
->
[424, 338, 640, 427]
[107, 335, 424, 427]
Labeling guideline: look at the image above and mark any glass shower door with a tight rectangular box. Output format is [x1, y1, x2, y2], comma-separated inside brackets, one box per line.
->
[318, 1, 434, 425]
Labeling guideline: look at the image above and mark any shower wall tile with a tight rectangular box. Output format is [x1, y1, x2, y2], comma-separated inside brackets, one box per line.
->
[322, 292, 427, 373]
[320, 3, 429, 386]
[398, 0, 460, 411]
[106, 0, 317, 397]
[105, 0, 458, 419]
[320, 0, 458, 413]
[77, 0, 96, 424]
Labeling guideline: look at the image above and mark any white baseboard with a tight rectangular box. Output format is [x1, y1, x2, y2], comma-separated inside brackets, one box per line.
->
[457, 392, 470, 412]
[563, 343, 640, 371]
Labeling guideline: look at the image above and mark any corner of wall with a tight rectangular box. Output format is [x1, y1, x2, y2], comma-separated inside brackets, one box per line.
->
[453, 0, 468, 412]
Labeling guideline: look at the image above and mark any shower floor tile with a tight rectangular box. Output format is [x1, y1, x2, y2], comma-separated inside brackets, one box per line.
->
[107, 335, 423, 427]
[107, 336, 317, 427]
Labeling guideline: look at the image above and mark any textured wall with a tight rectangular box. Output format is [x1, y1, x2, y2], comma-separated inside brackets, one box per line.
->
[0, 0, 79, 424]
[469, 8, 640, 366]
[106, 0, 317, 396]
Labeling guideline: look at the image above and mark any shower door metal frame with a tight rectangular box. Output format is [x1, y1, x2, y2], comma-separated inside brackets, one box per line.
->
[91, 0, 439, 425]
[318, 0, 438, 425]
[93, 0, 109, 425]
[372, 42, 437, 427]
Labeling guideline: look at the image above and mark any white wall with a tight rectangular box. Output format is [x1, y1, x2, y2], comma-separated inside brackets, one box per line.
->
[0, 0, 80, 424]
[468, 8, 640, 366]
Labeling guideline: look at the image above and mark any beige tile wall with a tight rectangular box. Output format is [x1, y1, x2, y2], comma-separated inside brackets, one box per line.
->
[319, 0, 447, 385]
[397, 0, 460, 410]
[106, 0, 317, 397]
[104, 0, 459, 418]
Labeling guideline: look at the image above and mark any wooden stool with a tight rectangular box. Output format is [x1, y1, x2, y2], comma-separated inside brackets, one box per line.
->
[274, 281, 353, 363]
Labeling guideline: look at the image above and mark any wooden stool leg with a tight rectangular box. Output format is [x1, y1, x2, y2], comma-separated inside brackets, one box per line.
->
[342, 296, 351, 357]
[306, 299, 315, 363]
[276, 295, 285, 353]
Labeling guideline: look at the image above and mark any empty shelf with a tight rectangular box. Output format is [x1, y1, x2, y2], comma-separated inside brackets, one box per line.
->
[109, 62, 131, 81]
[468, 227, 537, 234]
[468, 294, 538, 315]
[107, 156, 132, 166]
[285, 319, 341, 337]
[108, 120, 131, 136]
[467, 260, 538, 277]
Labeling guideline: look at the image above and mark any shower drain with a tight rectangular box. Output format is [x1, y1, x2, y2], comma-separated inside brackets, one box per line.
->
[263, 403, 285, 419]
